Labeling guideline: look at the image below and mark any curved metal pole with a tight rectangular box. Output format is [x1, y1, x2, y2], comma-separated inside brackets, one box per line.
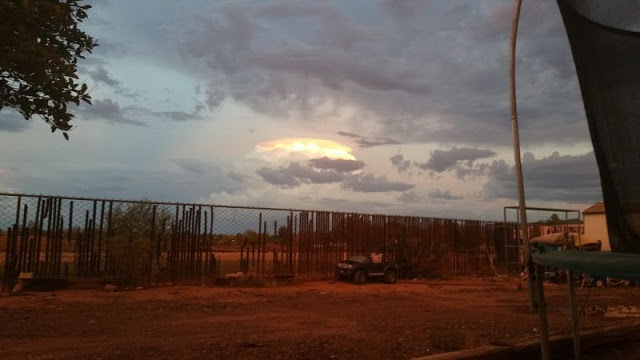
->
[508, 0, 535, 311]
[508, 1, 550, 359]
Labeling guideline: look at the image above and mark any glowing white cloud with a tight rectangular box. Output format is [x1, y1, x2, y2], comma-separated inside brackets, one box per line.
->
[256, 138, 356, 161]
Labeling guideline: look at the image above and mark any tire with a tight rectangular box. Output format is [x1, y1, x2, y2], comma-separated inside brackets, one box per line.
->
[334, 269, 343, 281]
[384, 269, 397, 284]
[353, 270, 366, 285]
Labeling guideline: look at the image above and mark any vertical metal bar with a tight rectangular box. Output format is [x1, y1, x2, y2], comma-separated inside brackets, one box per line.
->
[159, 218, 167, 257]
[55, 198, 62, 277]
[55, 198, 64, 276]
[80, 210, 89, 276]
[262, 220, 267, 276]
[204, 210, 209, 275]
[196, 206, 202, 279]
[273, 220, 277, 274]
[67, 201, 74, 277]
[193, 206, 199, 279]
[185, 206, 192, 279]
[18, 204, 29, 275]
[294, 214, 298, 275]
[89, 200, 97, 275]
[185, 207, 192, 278]
[503, 207, 508, 273]
[567, 270, 581, 359]
[298, 213, 303, 276]
[97, 201, 104, 275]
[28, 237, 36, 273]
[3, 227, 13, 291]
[149, 205, 157, 284]
[209, 206, 214, 275]
[104, 201, 113, 275]
[289, 212, 294, 275]
[35, 198, 44, 276]
[534, 264, 551, 360]
[170, 221, 177, 282]
[189, 206, 196, 278]
[177, 217, 184, 281]
[182, 209, 188, 280]
[49, 198, 57, 276]
[44, 198, 53, 277]
[45, 198, 55, 277]
[252, 243, 255, 268]
[258, 212, 262, 277]
[32, 197, 42, 274]
[14, 195, 22, 234]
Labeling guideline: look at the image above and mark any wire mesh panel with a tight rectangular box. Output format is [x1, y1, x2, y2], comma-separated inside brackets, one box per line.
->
[1, 192, 513, 289]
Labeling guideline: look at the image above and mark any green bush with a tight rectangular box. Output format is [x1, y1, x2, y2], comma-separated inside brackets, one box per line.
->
[106, 202, 170, 286]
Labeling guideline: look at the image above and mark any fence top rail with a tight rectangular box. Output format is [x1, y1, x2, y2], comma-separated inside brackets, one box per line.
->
[0, 192, 503, 224]
[503, 206, 581, 214]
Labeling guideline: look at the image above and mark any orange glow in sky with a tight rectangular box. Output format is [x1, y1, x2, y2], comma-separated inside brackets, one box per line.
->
[257, 138, 356, 160]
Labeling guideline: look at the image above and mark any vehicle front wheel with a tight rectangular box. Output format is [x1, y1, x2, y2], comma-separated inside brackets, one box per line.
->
[353, 270, 366, 285]
[384, 269, 397, 284]
[334, 269, 343, 281]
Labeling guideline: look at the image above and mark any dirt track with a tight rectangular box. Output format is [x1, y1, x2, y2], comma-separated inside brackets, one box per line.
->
[1, 277, 639, 359]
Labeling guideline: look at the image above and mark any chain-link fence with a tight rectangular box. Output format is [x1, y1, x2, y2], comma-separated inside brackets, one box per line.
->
[1, 193, 513, 290]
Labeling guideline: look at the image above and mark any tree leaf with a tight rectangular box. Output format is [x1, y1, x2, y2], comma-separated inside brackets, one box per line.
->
[1, 0, 97, 139]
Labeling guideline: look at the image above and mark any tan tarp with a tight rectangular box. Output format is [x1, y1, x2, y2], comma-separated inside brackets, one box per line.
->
[531, 232, 601, 248]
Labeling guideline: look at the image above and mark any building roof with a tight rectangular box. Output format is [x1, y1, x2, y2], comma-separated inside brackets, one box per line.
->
[583, 201, 605, 214]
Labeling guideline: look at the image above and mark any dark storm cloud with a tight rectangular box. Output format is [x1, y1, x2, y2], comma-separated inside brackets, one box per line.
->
[1, 160, 244, 202]
[398, 190, 422, 203]
[256, 162, 344, 188]
[337, 131, 401, 148]
[182, 1, 432, 117]
[415, 147, 496, 173]
[227, 171, 246, 183]
[390, 154, 411, 174]
[249, 49, 430, 95]
[429, 190, 463, 200]
[83, 0, 589, 148]
[195, 1, 588, 146]
[342, 173, 413, 193]
[172, 158, 215, 175]
[482, 151, 602, 203]
[283, 162, 344, 183]
[88, 66, 120, 87]
[154, 108, 203, 122]
[379, 0, 429, 20]
[79, 99, 147, 126]
[114, 87, 145, 100]
[178, 0, 588, 147]
[78, 99, 202, 126]
[256, 167, 300, 189]
[398, 189, 462, 203]
[0, 109, 32, 132]
[257, 161, 412, 193]
[308, 157, 365, 173]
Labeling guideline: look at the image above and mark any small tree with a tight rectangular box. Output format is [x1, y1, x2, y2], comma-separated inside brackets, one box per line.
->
[108, 203, 171, 286]
[0, 0, 97, 139]
[275, 225, 291, 246]
[243, 229, 259, 246]
[547, 213, 561, 224]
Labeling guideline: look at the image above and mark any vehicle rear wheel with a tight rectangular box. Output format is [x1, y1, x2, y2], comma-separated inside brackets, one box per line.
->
[384, 269, 397, 284]
[353, 270, 366, 285]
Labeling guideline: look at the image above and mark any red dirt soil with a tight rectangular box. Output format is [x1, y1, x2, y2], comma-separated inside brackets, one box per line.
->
[1, 277, 639, 359]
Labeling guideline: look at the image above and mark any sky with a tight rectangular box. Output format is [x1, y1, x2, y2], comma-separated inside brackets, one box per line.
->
[0, 0, 603, 221]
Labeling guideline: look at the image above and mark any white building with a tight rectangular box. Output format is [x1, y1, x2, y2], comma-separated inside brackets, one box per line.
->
[582, 202, 610, 251]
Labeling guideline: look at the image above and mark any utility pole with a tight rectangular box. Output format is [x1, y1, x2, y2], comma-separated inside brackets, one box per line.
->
[508, 1, 550, 359]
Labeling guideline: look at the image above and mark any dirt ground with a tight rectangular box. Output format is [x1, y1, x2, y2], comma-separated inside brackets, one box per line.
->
[1, 277, 639, 360]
